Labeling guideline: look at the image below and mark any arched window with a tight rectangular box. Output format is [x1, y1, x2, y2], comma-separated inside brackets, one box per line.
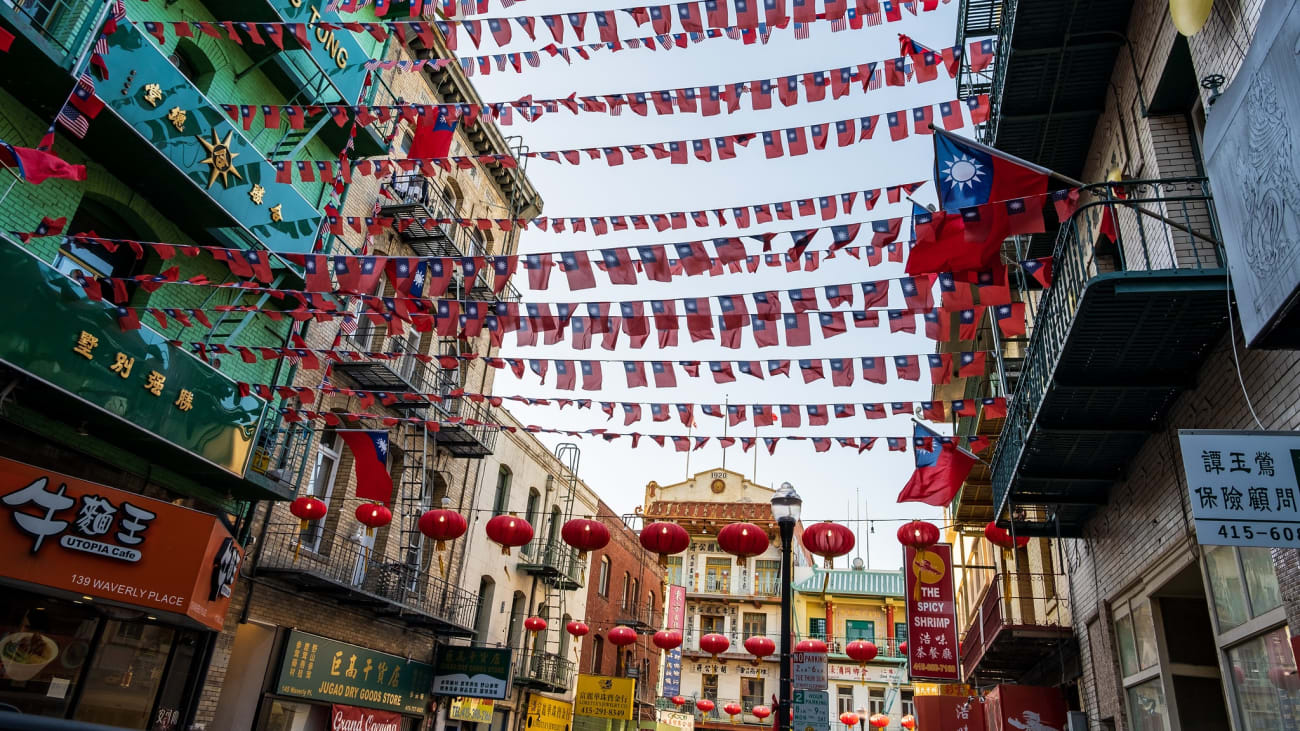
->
[598, 557, 611, 597]
[630, 579, 639, 613]
[621, 572, 631, 610]
[492, 467, 512, 515]
[506, 591, 526, 648]
[647, 590, 656, 623]
[590, 636, 604, 674]
[547, 505, 562, 547]
[560, 613, 572, 659]
[54, 195, 153, 297]
[473, 576, 495, 645]
[167, 38, 216, 93]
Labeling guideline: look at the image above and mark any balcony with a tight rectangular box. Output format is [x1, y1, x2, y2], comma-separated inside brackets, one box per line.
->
[991, 179, 1228, 536]
[246, 415, 315, 499]
[959, 573, 1075, 686]
[517, 540, 583, 590]
[615, 600, 663, 631]
[256, 523, 479, 634]
[513, 650, 573, 694]
[685, 574, 782, 601]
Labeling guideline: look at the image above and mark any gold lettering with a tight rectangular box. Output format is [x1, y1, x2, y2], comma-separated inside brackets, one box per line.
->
[73, 331, 99, 359]
[336, 48, 347, 68]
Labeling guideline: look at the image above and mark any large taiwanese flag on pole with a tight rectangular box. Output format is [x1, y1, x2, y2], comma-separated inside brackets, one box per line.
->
[896, 422, 977, 506]
[338, 430, 394, 503]
[933, 128, 1049, 214]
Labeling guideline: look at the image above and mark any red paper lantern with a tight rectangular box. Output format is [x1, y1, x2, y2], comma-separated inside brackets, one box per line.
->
[671, 696, 688, 708]
[485, 514, 534, 555]
[699, 633, 730, 658]
[724, 703, 743, 719]
[696, 699, 715, 713]
[653, 629, 683, 651]
[356, 503, 392, 530]
[839, 712, 860, 727]
[984, 521, 1030, 549]
[562, 518, 611, 559]
[900, 715, 916, 730]
[566, 621, 590, 638]
[796, 639, 828, 653]
[640, 522, 690, 559]
[608, 625, 638, 647]
[868, 714, 889, 729]
[898, 641, 907, 656]
[1271, 667, 1300, 691]
[418, 509, 468, 551]
[718, 522, 770, 559]
[290, 496, 327, 523]
[524, 616, 547, 633]
[845, 640, 878, 665]
[744, 636, 776, 662]
[751, 706, 771, 720]
[802, 522, 855, 567]
[897, 520, 940, 549]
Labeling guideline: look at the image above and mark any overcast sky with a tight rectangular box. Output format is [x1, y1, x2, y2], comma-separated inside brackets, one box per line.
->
[462, 1, 960, 571]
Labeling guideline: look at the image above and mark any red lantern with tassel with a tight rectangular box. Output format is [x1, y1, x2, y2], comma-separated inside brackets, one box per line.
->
[845, 640, 878, 665]
[524, 616, 547, 633]
[653, 629, 683, 651]
[696, 699, 715, 714]
[801, 523, 855, 568]
[899, 641, 907, 656]
[566, 621, 590, 638]
[640, 522, 690, 563]
[724, 703, 743, 722]
[419, 507, 468, 550]
[289, 496, 326, 561]
[795, 639, 828, 653]
[900, 715, 916, 729]
[751, 706, 771, 721]
[562, 518, 611, 560]
[699, 633, 730, 659]
[897, 520, 940, 550]
[608, 626, 638, 647]
[356, 503, 392, 533]
[485, 514, 534, 555]
[671, 696, 687, 708]
[718, 522, 770, 558]
[868, 713, 889, 729]
[839, 712, 859, 727]
[984, 521, 1030, 549]
[743, 636, 775, 664]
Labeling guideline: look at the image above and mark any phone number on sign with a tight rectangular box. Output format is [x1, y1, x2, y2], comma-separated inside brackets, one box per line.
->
[1205, 521, 1300, 544]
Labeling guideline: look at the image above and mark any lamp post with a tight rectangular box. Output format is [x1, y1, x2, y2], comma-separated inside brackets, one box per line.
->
[771, 482, 802, 731]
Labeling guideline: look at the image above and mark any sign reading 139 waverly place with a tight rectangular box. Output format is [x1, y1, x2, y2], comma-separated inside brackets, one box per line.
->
[1178, 430, 1300, 547]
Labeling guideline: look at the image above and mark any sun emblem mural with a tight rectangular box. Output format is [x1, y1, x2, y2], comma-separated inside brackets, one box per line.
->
[196, 129, 242, 188]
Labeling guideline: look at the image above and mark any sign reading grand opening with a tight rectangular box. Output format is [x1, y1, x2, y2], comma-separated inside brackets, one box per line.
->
[1178, 430, 1300, 547]
[432, 646, 512, 700]
[904, 543, 960, 682]
[275, 630, 432, 714]
[575, 674, 635, 719]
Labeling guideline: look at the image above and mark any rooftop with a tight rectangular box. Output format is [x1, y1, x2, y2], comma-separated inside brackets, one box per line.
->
[794, 568, 905, 598]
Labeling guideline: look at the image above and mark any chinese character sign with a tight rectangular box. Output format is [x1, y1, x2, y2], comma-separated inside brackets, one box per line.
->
[0, 457, 242, 630]
[277, 630, 433, 714]
[904, 544, 960, 682]
[575, 674, 636, 719]
[432, 646, 512, 700]
[1178, 430, 1300, 548]
[527, 694, 574, 731]
[915, 694, 986, 731]
[663, 585, 687, 696]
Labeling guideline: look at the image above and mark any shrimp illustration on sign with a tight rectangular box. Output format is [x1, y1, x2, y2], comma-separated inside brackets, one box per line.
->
[910, 548, 946, 601]
[1007, 711, 1060, 731]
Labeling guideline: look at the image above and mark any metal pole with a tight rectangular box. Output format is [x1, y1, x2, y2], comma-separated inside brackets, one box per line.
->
[778, 516, 795, 731]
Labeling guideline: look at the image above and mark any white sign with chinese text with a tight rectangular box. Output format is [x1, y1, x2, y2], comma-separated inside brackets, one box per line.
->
[1179, 430, 1300, 547]
[792, 690, 830, 731]
[792, 651, 827, 690]
[826, 663, 904, 684]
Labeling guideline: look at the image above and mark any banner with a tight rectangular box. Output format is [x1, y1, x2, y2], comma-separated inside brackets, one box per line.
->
[276, 631, 433, 714]
[904, 543, 960, 682]
[984, 685, 1067, 731]
[432, 646, 512, 700]
[1177, 430, 1300, 547]
[663, 585, 686, 696]
[575, 674, 635, 719]
[331, 704, 402, 731]
[914, 695, 985, 731]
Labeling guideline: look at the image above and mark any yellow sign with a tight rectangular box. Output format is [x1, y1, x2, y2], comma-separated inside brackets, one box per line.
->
[912, 682, 972, 697]
[527, 694, 574, 731]
[575, 674, 636, 720]
[449, 697, 495, 723]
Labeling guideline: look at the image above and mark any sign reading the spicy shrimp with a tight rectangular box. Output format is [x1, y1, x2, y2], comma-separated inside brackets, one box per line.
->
[903, 543, 960, 682]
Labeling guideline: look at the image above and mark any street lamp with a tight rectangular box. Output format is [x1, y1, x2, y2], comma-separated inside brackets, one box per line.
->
[771, 482, 802, 731]
[856, 707, 868, 731]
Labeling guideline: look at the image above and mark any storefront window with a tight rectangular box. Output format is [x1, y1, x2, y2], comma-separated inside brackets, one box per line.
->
[1207, 545, 1250, 630]
[0, 593, 97, 717]
[1241, 547, 1283, 616]
[265, 698, 332, 731]
[74, 620, 175, 728]
[1127, 678, 1170, 731]
[1227, 626, 1300, 730]
[1131, 601, 1158, 670]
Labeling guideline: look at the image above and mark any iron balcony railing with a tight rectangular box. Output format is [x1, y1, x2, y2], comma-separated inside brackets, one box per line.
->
[257, 522, 479, 631]
[247, 413, 314, 496]
[989, 178, 1224, 513]
[513, 650, 574, 690]
[518, 539, 584, 586]
[617, 600, 664, 629]
[659, 696, 773, 726]
[2, 0, 104, 63]
[959, 572, 1070, 674]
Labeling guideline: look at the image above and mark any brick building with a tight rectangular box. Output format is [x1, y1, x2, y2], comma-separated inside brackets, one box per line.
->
[574, 499, 666, 730]
[948, 0, 1300, 728]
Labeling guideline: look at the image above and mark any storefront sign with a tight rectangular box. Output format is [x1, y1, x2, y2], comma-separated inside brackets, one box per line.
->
[432, 646, 512, 700]
[912, 683, 973, 697]
[915, 695, 985, 731]
[792, 651, 827, 690]
[1178, 430, 1300, 547]
[527, 694, 574, 731]
[275, 630, 432, 714]
[826, 663, 903, 684]
[664, 585, 685, 696]
[657, 710, 694, 731]
[0, 457, 242, 630]
[449, 697, 495, 723]
[267, 0, 370, 103]
[791, 690, 829, 731]
[904, 544, 960, 682]
[0, 244, 266, 483]
[332, 704, 403, 731]
[574, 674, 635, 719]
[984, 685, 1066, 731]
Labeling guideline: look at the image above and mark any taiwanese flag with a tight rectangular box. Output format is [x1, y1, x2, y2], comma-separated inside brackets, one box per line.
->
[601, 249, 637, 285]
[335, 256, 382, 294]
[762, 130, 783, 158]
[966, 94, 991, 124]
[752, 404, 776, 426]
[927, 353, 952, 384]
[339, 430, 394, 503]
[863, 403, 886, 420]
[752, 316, 779, 347]
[860, 281, 888, 309]
[994, 302, 1026, 337]
[0, 142, 86, 185]
[807, 404, 828, 426]
[678, 2, 704, 31]
[830, 358, 854, 387]
[622, 404, 642, 426]
[492, 256, 516, 293]
[734, 0, 759, 28]
[683, 298, 713, 341]
[900, 275, 933, 311]
[788, 287, 816, 313]
[894, 355, 919, 381]
[896, 423, 976, 506]
[768, 359, 791, 378]
[561, 250, 596, 290]
[934, 130, 1047, 216]
[956, 307, 984, 340]
[555, 360, 576, 391]
[385, 257, 426, 297]
[887, 438, 907, 452]
[652, 361, 677, 388]
[969, 38, 994, 72]
[885, 57, 908, 87]
[792, 0, 815, 22]
[921, 401, 945, 421]
[651, 403, 671, 422]
[706, 0, 729, 26]
[624, 361, 649, 388]
[409, 107, 458, 160]
[824, 0, 846, 18]
[1051, 188, 1081, 221]
[860, 357, 886, 384]
[887, 111, 908, 141]
[870, 218, 901, 246]
[488, 18, 511, 45]
[764, 0, 787, 25]
[888, 310, 915, 334]
[580, 361, 602, 390]
[954, 399, 978, 417]
[638, 245, 671, 282]
[785, 127, 808, 155]
[938, 100, 963, 130]
[836, 119, 855, 147]
[675, 242, 711, 276]
[912, 106, 934, 135]
[981, 397, 1007, 419]
[779, 404, 801, 427]
[818, 312, 846, 338]
[905, 206, 987, 276]
[782, 313, 810, 347]
[958, 351, 986, 377]
[1021, 257, 1053, 288]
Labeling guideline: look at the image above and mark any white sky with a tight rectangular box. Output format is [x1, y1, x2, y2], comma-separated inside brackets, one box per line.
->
[463, 1, 959, 571]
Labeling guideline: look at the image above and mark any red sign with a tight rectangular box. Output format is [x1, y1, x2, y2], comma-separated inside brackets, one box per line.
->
[331, 704, 404, 731]
[0, 457, 242, 630]
[904, 544, 960, 681]
[915, 695, 986, 731]
[984, 685, 1066, 731]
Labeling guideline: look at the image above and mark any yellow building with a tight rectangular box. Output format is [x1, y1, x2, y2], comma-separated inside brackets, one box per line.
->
[794, 564, 915, 730]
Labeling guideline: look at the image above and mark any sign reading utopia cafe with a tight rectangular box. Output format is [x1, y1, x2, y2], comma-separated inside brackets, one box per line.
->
[431, 646, 513, 700]
[1178, 430, 1300, 548]
[903, 543, 960, 682]
[0, 457, 242, 630]
[275, 630, 433, 714]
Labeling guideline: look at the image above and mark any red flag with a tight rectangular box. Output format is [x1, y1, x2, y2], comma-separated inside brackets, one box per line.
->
[0, 143, 86, 184]
[897, 425, 976, 506]
[560, 250, 597, 290]
[958, 351, 986, 377]
[894, 355, 919, 380]
[887, 110, 908, 141]
[784, 127, 808, 155]
[339, 430, 395, 503]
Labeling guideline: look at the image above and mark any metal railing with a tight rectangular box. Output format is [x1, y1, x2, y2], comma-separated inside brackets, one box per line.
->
[959, 572, 1070, 673]
[703, 575, 731, 594]
[989, 178, 1223, 512]
[3, 0, 103, 61]
[257, 523, 479, 630]
[617, 600, 664, 629]
[660, 697, 773, 725]
[247, 410, 314, 494]
[514, 650, 574, 689]
[519, 539, 583, 585]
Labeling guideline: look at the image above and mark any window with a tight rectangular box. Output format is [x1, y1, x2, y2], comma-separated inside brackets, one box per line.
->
[522, 488, 540, 556]
[702, 674, 719, 701]
[809, 617, 827, 640]
[167, 39, 216, 93]
[473, 577, 495, 645]
[754, 560, 780, 595]
[598, 556, 611, 597]
[700, 615, 725, 634]
[1208, 545, 1284, 631]
[846, 620, 874, 642]
[868, 688, 884, 715]
[1125, 678, 1168, 731]
[621, 573, 631, 609]
[590, 636, 604, 674]
[900, 690, 913, 717]
[1226, 626, 1300, 729]
[837, 686, 854, 715]
[894, 623, 908, 656]
[506, 591, 526, 649]
[646, 591, 656, 622]
[705, 557, 731, 593]
[630, 579, 640, 613]
[54, 197, 150, 289]
[492, 467, 512, 515]
[1115, 600, 1158, 677]
[743, 612, 767, 638]
[666, 556, 685, 586]
[301, 429, 341, 551]
[742, 678, 765, 709]
[560, 613, 572, 659]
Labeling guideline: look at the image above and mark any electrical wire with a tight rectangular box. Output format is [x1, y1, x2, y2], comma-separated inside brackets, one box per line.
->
[1225, 267, 1265, 429]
